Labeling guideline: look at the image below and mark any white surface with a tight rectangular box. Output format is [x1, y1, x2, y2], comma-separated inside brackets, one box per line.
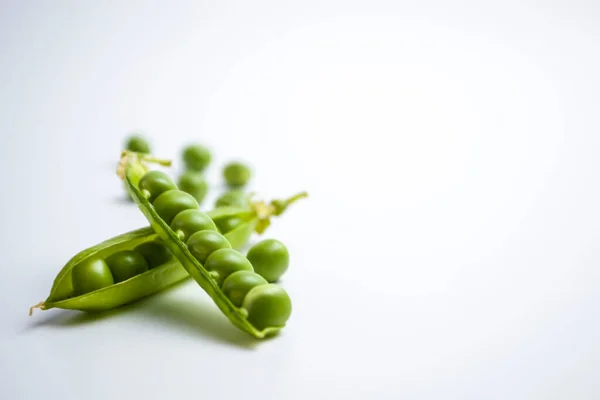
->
[1, 1, 600, 399]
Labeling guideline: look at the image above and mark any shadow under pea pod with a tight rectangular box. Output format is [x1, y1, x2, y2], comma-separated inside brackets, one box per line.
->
[135, 295, 260, 349]
[25, 280, 260, 349]
[26, 298, 141, 328]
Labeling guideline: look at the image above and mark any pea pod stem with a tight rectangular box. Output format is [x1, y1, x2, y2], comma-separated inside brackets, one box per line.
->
[117, 151, 172, 186]
[118, 150, 172, 169]
[29, 301, 45, 316]
[271, 191, 308, 216]
[251, 192, 308, 234]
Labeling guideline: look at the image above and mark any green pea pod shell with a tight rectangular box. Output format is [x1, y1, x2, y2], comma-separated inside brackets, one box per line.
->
[30, 227, 188, 314]
[31, 219, 258, 315]
[120, 152, 306, 338]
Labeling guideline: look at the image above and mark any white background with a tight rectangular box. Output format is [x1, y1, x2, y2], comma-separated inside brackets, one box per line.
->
[1, 1, 599, 399]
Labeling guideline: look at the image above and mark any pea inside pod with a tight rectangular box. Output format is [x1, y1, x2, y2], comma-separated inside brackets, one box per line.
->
[105, 250, 149, 283]
[153, 189, 199, 224]
[187, 230, 232, 264]
[171, 209, 218, 241]
[204, 248, 253, 286]
[135, 240, 173, 269]
[222, 270, 268, 307]
[138, 170, 177, 202]
[71, 258, 114, 295]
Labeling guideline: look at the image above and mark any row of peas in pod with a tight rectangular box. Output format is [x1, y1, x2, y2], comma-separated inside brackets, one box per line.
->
[29, 226, 194, 315]
[125, 134, 289, 279]
[71, 239, 173, 296]
[125, 134, 252, 205]
[136, 165, 292, 331]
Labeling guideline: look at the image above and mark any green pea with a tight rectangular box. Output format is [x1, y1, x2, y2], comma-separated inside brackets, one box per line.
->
[71, 258, 114, 295]
[139, 170, 177, 202]
[215, 216, 244, 234]
[105, 250, 149, 283]
[222, 270, 268, 307]
[134, 240, 173, 269]
[204, 248, 253, 286]
[178, 171, 208, 203]
[182, 144, 211, 172]
[186, 230, 231, 264]
[223, 162, 251, 187]
[215, 190, 249, 208]
[243, 284, 292, 330]
[246, 239, 289, 283]
[153, 189, 199, 224]
[125, 134, 151, 154]
[170, 209, 217, 241]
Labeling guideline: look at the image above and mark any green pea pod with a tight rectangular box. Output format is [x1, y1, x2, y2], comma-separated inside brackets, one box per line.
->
[31, 218, 258, 315]
[119, 151, 306, 338]
[30, 227, 188, 314]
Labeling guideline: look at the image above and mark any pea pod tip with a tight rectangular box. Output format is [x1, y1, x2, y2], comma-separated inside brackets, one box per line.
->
[29, 301, 46, 316]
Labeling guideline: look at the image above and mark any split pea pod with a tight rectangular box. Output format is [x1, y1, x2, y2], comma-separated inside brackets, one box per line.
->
[29, 217, 269, 316]
[29, 227, 187, 314]
[119, 151, 306, 338]
[30, 154, 183, 314]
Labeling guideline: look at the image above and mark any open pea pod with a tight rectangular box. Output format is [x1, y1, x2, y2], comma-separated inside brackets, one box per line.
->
[30, 217, 266, 315]
[119, 151, 306, 339]
[29, 227, 187, 314]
